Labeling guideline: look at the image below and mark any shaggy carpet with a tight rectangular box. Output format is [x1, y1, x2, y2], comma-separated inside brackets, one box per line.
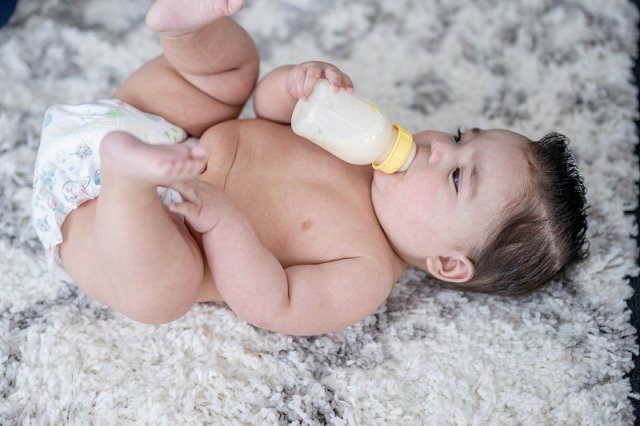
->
[1, 0, 638, 424]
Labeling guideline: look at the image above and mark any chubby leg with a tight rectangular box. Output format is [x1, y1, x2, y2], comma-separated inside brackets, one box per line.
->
[59, 131, 208, 324]
[115, 0, 259, 136]
[146, 0, 245, 34]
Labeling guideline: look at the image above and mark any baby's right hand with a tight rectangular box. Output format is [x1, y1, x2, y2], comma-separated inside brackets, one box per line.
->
[286, 61, 354, 101]
[167, 178, 234, 233]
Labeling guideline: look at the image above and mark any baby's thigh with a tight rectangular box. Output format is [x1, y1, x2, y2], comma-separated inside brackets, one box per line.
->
[58, 199, 200, 308]
[59, 200, 107, 303]
[114, 56, 246, 137]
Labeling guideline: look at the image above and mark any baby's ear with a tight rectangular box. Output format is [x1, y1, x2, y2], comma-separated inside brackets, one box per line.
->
[425, 254, 474, 283]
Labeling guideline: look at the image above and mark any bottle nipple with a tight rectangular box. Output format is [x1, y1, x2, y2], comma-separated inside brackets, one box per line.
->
[372, 125, 416, 173]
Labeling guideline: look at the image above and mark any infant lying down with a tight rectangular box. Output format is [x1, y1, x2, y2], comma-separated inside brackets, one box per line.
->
[32, 0, 588, 336]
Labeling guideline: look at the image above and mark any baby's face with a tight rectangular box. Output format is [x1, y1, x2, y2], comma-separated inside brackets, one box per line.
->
[371, 128, 531, 276]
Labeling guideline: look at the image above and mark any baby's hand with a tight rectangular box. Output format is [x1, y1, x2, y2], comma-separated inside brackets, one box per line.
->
[167, 178, 232, 233]
[286, 61, 354, 101]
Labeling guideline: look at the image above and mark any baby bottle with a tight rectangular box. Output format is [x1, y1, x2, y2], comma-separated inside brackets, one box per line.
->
[291, 80, 416, 174]
[291, 80, 416, 173]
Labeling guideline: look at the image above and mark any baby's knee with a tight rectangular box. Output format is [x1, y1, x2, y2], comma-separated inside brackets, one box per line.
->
[235, 47, 260, 104]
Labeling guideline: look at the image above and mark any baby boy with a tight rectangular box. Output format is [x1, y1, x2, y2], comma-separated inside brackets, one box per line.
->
[32, 0, 588, 335]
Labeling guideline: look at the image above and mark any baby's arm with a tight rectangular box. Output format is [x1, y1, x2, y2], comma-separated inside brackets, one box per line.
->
[253, 61, 354, 124]
[168, 179, 393, 336]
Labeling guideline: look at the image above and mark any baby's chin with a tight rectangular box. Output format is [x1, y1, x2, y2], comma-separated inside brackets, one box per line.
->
[371, 168, 408, 207]
[371, 168, 394, 190]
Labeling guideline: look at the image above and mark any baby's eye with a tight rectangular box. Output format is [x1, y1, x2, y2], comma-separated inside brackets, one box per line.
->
[452, 168, 460, 193]
[453, 127, 463, 144]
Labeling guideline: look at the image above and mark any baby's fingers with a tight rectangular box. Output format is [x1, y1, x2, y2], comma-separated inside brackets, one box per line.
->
[166, 181, 201, 218]
[168, 179, 201, 203]
[168, 198, 215, 233]
[168, 200, 197, 218]
[323, 66, 354, 94]
[301, 66, 323, 100]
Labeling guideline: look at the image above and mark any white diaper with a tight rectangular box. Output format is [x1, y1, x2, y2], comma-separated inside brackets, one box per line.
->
[32, 99, 192, 279]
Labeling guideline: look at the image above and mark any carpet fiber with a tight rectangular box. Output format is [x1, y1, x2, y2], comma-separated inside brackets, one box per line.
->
[1, 0, 638, 424]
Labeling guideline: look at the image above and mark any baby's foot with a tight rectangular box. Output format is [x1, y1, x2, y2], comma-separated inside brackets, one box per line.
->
[146, 0, 244, 34]
[100, 131, 207, 188]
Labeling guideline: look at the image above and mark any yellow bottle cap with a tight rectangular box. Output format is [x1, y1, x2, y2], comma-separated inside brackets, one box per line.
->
[372, 124, 414, 174]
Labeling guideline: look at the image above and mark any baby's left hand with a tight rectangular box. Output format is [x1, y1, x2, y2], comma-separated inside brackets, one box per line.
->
[286, 61, 354, 101]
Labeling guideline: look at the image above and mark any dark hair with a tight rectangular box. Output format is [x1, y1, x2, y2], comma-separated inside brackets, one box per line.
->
[443, 132, 589, 296]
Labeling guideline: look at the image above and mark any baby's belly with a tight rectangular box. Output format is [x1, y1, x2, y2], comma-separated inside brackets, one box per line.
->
[191, 118, 383, 300]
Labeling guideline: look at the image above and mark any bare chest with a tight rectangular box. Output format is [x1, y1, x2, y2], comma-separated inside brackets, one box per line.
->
[204, 120, 392, 267]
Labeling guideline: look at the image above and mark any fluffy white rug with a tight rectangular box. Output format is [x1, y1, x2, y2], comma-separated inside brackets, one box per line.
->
[1, 0, 638, 424]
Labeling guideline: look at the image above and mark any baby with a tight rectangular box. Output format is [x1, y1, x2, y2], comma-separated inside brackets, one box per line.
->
[32, 0, 588, 335]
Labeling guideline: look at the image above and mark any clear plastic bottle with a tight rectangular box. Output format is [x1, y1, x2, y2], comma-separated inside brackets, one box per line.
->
[291, 80, 416, 174]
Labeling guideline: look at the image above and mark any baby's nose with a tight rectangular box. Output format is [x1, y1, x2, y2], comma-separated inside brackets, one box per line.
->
[428, 139, 452, 164]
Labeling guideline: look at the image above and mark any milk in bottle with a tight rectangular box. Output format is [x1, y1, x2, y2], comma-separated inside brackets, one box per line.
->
[291, 80, 416, 174]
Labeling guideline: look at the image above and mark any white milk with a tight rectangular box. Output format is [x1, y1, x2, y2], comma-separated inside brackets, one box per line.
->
[291, 80, 416, 174]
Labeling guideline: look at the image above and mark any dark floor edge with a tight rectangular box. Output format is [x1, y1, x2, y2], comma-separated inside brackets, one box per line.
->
[627, 1, 640, 423]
